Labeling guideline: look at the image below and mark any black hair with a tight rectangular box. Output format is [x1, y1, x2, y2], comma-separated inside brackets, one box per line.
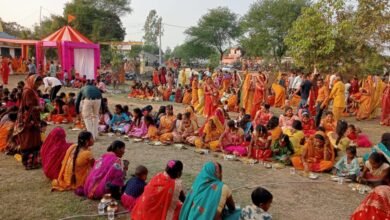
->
[251, 187, 273, 207]
[144, 115, 155, 126]
[227, 120, 236, 128]
[284, 106, 293, 114]
[266, 116, 279, 130]
[369, 152, 386, 165]
[292, 120, 303, 130]
[107, 140, 125, 152]
[177, 113, 183, 120]
[240, 114, 252, 129]
[348, 124, 356, 132]
[72, 131, 93, 184]
[255, 125, 268, 135]
[263, 103, 271, 110]
[133, 108, 142, 126]
[8, 112, 17, 121]
[40, 120, 48, 127]
[381, 133, 390, 149]
[59, 92, 66, 98]
[335, 120, 348, 145]
[279, 134, 294, 154]
[346, 146, 357, 156]
[325, 111, 334, 116]
[317, 126, 326, 132]
[314, 134, 325, 142]
[115, 104, 123, 113]
[123, 105, 129, 113]
[135, 165, 148, 177]
[165, 160, 183, 179]
[184, 112, 191, 120]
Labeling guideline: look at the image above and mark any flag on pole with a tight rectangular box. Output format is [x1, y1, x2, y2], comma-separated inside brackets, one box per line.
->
[67, 14, 76, 23]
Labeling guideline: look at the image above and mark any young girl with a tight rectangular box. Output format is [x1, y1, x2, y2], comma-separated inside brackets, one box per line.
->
[121, 165, 148, 211]
[172, 112, 196, 143]
[266, 116, 283, 145]
[279, 107, 299, 130]
[301, 112, 316, 136]
[284, 120, 305, 156]
[236, 107, 246, 122]
[248, 125, 272, 161]
[359, 152, 389, 184]
[253, 104, 273, 128]
[346, 124, 358, 142]
[220, 120, 246, 156]
[333, 146, 360, 181]
[142, 115, 158, 140]
[109, 105, 131, 134]
[320, 111, 337, 133]
[239, 114, 253, 142]
[240, 187, 273, 220]
[128, 108, 144, 137]
[271, 134, 294, 164]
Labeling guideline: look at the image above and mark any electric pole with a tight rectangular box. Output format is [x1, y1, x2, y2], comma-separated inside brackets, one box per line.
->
[158, 18, 162, 66]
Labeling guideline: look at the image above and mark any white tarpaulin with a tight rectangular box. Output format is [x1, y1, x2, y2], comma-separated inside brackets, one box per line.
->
[74, 48, 94, 79]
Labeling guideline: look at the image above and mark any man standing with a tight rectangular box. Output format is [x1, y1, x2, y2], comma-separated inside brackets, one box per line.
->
[75, 80, 102, 140]
[49, 61, 56, 77]
[28, 59, 36, 74]
[43, 76, 62, 101]
[315, 78, 329, 127]
[298, 73, 312, 108]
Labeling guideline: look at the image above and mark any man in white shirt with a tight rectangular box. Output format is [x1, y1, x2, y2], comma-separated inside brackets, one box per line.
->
[329, 73, 337, 89]
[43, 76, 62, 101]
[292, 72, 303, 91]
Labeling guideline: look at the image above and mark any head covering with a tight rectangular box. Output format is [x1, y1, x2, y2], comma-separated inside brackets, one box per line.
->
[204, 116, 224, 138]
[180, 162, 223, 220]
[24, 74, 40, 91]
[40, 127, 72, 180]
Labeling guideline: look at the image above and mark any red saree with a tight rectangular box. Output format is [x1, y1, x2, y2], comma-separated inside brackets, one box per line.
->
[381, 84, 390, 126]
[351, 185, 390, 220]
[131, 172, 182, 220]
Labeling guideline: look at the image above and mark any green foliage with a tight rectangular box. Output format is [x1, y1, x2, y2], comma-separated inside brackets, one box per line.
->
[0, 19, 34, 39]
[171, 41, 217, 63]
[208, 53, 220, 71]
[164, 47, 172, 61]
[185, 7, 241, 60]
[143, 10, 162, 48]
[34, 15, 67, 39]
[81, 0, 132, 16]
[126, 45, 143, 59]
[240, 0, 309, 65]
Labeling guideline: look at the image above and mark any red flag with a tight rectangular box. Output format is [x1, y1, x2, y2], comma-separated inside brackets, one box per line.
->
[67, 14, 76, 23]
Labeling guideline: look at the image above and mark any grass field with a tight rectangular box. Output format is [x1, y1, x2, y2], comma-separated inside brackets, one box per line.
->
[0, 75, 385, 220]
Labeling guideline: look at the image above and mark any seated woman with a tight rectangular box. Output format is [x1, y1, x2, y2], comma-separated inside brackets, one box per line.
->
[180, 162, 240, 220]
[172, 112, 196, 143]
[333, 146, 360, 181]
[128, 108, 146, 137]
[351, 169, 390, 220]
[327, 120, 350, 159]
[109, 105, 131, 134]
[131, 160, 185, 220]
[40, 127, 72, 180]
[67, 92, 77, 117]
[271, 134, 294, 164]
[239, 114, 253, 142]
[128, 85, 140, 98]
[248, 125, 272, 161]
[364, 132, 390, 163]
[284, 120, 305, 156]
[301, 112, 316, 137]
[279, 107, 299, 130]
[98, 98, 112, 133]
[192, 116, 225, 151]
[0, 111, 17, 152]
[185, 106, 199, 129]
[153, 106, 166, 127]
[291, 131, 335, 172]
[83, 140, 127, 200]
[158, 105, 176, 143]
[48, 98, 72, 124]
[182, 86, 192, 105]
[121, 165, 148, 211]
[320, 111, 337, 133]
[220, 120, 247, 156]
[227, 89, 238, 112]
[253, 104, 273, 128]
[52, 131, 94, 191]
[267, 116, 282, 145]
[358, 152, 389, 185]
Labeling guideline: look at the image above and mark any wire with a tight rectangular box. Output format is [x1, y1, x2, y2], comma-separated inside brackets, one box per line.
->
[163, 23, 189, 29]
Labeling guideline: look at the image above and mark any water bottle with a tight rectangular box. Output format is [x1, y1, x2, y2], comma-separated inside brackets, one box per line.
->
[98, 202, 105, 215]
[107, 210, 115, 220]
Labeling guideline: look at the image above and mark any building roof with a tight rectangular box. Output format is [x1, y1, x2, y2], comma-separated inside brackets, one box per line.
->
[0, 32, 17, 39]
[42, 26, 93, 44]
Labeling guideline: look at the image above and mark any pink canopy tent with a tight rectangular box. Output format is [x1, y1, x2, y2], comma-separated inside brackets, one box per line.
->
[35, 26, 100, 79]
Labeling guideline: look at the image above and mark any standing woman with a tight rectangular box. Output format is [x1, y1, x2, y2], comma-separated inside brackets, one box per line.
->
[381, 80, 390, 126]
[152, 67, 160, 86]
[160, 66, 167, 86]
[204, 76, 218, 117]
[13, 75, 43, 169]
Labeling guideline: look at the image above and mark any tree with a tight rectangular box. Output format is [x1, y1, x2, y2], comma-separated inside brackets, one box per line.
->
[185, 7, 241, 60]
[81, 0, 132, 16]
[171, 41, 217, 63]
[143, 9, 162, 51]
[240, 0, 309, 65]
[164, 47, 172, 60]
[284, 5, 336, 70]
[0, 19, 34, 39]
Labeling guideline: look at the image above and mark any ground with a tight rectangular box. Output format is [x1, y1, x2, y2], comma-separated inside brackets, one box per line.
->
[0, 75, 387, 220]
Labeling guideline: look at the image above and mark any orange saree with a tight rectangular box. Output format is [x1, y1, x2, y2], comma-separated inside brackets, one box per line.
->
[272, 83, 286, 108]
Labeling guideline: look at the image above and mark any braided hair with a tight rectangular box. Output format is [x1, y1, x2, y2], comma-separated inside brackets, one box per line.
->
[71, 131, 93, 184]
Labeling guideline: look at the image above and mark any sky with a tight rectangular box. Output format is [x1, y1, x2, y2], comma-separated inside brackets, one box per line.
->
[0, 0, 254, 49]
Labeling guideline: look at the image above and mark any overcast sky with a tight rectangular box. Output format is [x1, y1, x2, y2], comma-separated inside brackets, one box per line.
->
[0, 0, 253, 49]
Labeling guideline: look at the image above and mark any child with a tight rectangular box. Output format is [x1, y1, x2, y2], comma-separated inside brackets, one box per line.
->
[271, 134, 294, 164]
[109, 105, 131, 134]
[358, 152, 389, 184]
[142, 115, 158, 140]
[346, 124, 357, 142]
[333, 146, 360, 181]
[67, 92, 76, 117]
[320, 111, 337, 133]
[121, 165, 148, 211]
[240, 187, 273, 220]
[301, 112, 316, 137]
[248, 125, 272, 161]
[236, 107, 246, 122]
[239, 114, 253, 142]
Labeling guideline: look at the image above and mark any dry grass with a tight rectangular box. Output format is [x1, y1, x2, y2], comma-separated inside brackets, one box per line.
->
[0, 75, 385, 220]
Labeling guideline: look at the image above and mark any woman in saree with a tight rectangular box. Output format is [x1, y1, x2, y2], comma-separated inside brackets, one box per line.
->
[351, 169, 390, 220]
[83, 140, 127, 200]
[284, 120, 305, 156]
[253, 103, 273, 128]
[152, 67, 160, 86]
[184, 106, 198, 128]
[195, 80, 205, 115]
[320, 111, 337, 133]
[40, 127, 72, 180]
[220, 120, 247, 156]
[172, 112, 197, 143]
[191, 78, 199, 107]
[272, 83, 286, 108]
[291, 131, 335, 172]
[182, 86, 192, 105]
[356, 76, 374, 120]
[162, 86, 172, 101]
[370, 76, 385, 119]
[267, 116, 283, 145]
[227, 89, 238, 112]
[175, 87, 183, 103]
[132, 160, 185, 220]
[308, 74, 319, 116]
[13, 75, 43, 169]
[327, 120, 350, 159]
[128, 108, 146, 137]
[180, 162, 239, 220]
[380, 80, 390, 126]
[160, 66, 167, 85]
[52, 131, 94, 191]
[279, 107, 299, 130]
[364, 132, 390, 164]
[192, 116, 224, 151]
[204, 76, 218, 117]
[0, 111, 17, 152]
[159, 105, 177, 143]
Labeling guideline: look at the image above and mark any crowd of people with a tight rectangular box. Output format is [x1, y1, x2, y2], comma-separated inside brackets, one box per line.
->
[0, 62, 389, 219]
